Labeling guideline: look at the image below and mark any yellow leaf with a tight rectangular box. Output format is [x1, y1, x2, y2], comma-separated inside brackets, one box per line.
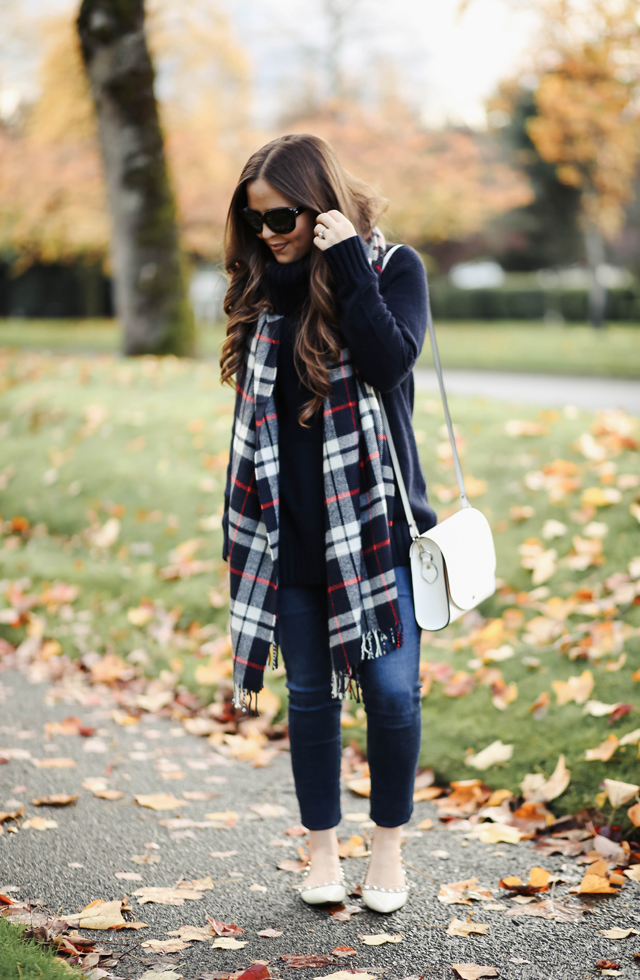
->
[579, 874, 619, 894]
[581, 487, 621, 508]
[446, 917, 489, 937]
[338, 835, 366, 858]
[452, 966, 499, 980]
[127, 606, 153, 626]
[585, 734, 619, 762]
[551, 670, 594, 706]
[210, 937, 247, 949]
[32, 794, 78, 806]
[142, 939, 189, 952]
[413, 786, 443, 802]
[359, 933, 402, 945]
[71, 899, 142, 930]
[438, 878, 493, 905]
[22, 817, 58, 831]
[485, 789, 514, 808]
[133, 887, 203, 905]
[465, 824, 524, 845]
[135, 794, 187, 811]
[347, 777, 371, 798]
[205, 810, 238, 824]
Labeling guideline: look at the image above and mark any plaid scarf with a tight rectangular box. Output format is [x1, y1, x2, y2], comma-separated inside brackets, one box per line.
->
[228, 231, 403, 710]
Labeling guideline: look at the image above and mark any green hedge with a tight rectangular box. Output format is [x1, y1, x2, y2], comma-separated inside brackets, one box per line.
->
[429, 284, 640, 321]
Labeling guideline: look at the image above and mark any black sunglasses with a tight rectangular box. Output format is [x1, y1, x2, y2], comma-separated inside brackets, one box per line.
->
[240, 205, 307, 235]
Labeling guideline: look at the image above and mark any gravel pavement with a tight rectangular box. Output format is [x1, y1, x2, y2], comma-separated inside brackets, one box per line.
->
[2, 667, 640, 980]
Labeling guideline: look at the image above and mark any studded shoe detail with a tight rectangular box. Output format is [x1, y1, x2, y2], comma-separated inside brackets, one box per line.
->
[298, 865, 347, 905]
[361, 870, 410, 913]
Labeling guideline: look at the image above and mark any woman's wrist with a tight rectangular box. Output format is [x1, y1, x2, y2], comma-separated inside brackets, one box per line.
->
[323, 235, 374, 287]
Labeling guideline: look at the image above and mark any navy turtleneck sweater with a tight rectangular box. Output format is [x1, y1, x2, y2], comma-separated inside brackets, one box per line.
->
[223, 236, 437, 585]
[264, 255, 326, 585]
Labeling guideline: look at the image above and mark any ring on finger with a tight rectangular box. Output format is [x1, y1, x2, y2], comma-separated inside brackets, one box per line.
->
[316, 227, 325, 239]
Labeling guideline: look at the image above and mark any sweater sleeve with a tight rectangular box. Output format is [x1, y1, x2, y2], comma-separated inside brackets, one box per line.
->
[323, 236, 428, 392]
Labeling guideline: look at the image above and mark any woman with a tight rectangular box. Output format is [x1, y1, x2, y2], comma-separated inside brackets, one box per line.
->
[220, 133, 436, 914]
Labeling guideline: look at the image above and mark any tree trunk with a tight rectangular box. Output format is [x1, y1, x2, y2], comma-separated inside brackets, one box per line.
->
[77, 0, 195, 356]
[585, 224, 607, 330]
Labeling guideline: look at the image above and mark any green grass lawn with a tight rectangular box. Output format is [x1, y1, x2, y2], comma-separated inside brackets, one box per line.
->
[0, 348, 639, 819]
[0, 918, 85, 980]
[1, 317, 639, 377]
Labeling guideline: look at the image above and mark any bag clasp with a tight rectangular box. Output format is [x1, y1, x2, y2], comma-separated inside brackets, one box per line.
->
[417, 541, 438, 584]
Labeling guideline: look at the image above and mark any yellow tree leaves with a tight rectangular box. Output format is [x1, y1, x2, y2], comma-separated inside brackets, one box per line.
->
[528, 40, 640, 239]
[552, 670, 594, 705]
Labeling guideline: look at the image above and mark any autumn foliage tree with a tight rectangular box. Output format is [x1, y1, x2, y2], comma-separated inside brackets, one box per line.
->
[528, 37, 640, 325]
[286, 96, 533, 266]
[0, 1, 250, 311]
[475, 0, 640, 325]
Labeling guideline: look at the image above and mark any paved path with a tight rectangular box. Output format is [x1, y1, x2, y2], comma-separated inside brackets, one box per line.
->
[414, 369, 640, 414]
[2, 667, 640, 979]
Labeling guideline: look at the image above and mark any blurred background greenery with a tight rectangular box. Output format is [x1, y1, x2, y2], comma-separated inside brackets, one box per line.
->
[0, 0, 639, 353]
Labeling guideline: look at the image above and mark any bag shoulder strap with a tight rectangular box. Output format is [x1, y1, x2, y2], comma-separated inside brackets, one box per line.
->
[375, 245, 470, 535]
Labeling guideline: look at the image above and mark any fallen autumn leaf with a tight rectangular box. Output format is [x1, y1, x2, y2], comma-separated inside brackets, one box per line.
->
[32, 794, 79, 806]
[135, 794, 187, 811]
[446, 918, 489, 937]
[452, 967, 499, 980]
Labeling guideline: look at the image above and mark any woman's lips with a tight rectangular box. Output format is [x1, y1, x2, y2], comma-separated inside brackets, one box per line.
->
[269, 242, 287, 251]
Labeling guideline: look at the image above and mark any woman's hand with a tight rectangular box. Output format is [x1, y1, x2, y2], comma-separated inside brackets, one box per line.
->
[313, 210, 358, 251]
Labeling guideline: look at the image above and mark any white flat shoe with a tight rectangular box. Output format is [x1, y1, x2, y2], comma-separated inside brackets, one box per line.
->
[361, 882, 410, 914]
[361, 861, 410, 914]
[298, 866, 347, 905]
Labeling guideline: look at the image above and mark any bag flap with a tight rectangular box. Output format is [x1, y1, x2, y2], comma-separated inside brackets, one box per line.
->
[419, 507, 496, 610]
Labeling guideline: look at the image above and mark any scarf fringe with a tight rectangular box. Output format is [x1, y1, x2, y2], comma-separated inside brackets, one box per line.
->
[330, 622, 403, 702]
[359, 624, 403, 661]
[233, 683, 259, 716]
[331, 669, 362, 702]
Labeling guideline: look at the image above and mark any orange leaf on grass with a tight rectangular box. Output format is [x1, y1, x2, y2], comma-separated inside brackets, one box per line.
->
[628, 803, 640, 826]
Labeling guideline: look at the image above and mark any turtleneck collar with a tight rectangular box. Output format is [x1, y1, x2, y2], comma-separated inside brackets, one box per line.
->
[263, 253, 311, 317]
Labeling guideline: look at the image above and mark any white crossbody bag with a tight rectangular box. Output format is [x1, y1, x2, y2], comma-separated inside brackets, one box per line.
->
[377, 246, 497, 631]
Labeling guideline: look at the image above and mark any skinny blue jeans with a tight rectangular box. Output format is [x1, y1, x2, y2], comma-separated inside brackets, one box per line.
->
[277, 565, 422, 831]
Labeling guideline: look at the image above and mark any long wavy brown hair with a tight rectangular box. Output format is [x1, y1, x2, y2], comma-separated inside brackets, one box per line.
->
[220, 133, 385, 422]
